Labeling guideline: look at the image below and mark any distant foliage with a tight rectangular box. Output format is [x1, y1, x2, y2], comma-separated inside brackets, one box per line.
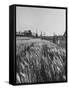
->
[23, 30, 32, 37]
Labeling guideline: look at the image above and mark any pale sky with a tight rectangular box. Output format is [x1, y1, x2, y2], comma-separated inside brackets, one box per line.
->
[16, 6, 66, 36]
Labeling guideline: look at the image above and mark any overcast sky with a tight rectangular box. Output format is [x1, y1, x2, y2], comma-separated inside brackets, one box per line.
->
[16, 6, 66, 36]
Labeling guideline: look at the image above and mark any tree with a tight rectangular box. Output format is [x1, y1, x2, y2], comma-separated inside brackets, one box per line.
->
[53, 33, 58, 44]
[36, 32, 38, 38]
[40, 32, 42, 38]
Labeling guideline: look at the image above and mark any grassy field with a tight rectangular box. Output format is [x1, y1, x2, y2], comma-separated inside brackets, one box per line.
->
[16, 37, 66, 84]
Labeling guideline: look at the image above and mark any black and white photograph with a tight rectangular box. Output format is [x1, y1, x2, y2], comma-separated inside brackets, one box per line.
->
[16, 5, 67, 84]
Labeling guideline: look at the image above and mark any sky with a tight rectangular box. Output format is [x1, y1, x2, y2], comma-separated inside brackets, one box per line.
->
[16, 6, 66, 36]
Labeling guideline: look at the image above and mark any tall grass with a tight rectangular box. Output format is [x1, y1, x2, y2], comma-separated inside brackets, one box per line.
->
[16, 40, 66, 84]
